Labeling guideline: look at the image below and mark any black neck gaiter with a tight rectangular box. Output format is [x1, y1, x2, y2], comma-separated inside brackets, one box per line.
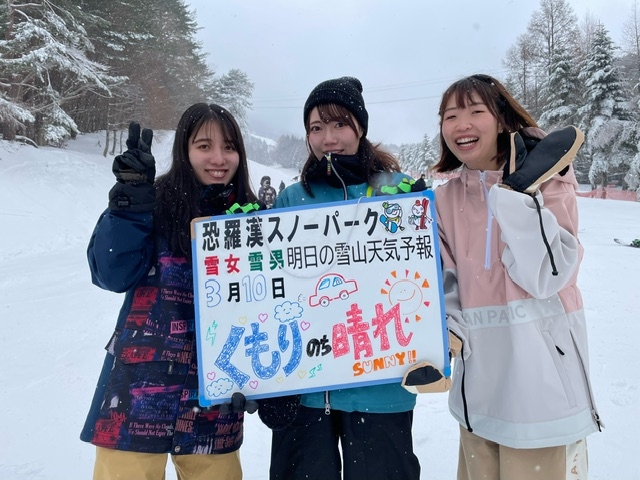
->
[306, 153, 368, 189]
[199, 183, 236, 216]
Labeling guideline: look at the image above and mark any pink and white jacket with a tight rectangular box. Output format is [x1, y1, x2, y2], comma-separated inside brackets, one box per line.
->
[435, 166, 602, 449]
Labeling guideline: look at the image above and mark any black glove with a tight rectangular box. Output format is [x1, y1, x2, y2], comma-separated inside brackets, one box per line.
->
[109, 122, 156, 212]
[219, 392, 259, 415]
[257, 394, 301, 431]
[113, 122, 155, 184]
[502, 126, 584, 195]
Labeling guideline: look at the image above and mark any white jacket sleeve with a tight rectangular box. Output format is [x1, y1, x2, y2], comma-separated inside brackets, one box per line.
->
[488, 182, 580, 299]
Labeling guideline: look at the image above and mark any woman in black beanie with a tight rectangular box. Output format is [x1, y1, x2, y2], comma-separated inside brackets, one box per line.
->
[267, 77, 421, 480]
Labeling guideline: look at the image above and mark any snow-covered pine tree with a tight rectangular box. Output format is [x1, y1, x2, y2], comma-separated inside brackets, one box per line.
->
[272, 134, 305, 170]
[397, 144, 408, 172]
[578, 25, 637, 189]
[626, 150, 640, 199]
[211, 69, 254, 136]
[0, 0, 116, 145]
[538, 46, 592, 183]
[620, 0, 640, 198]
[417, 133, 437, 176]
[504, 0, 578, 119]
[539, 46, 580, 130]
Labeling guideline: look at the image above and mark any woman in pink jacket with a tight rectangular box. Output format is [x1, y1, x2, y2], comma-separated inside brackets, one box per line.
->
[432, 74, 602, 480]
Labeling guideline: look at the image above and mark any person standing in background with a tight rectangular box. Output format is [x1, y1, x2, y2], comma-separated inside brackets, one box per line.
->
[413, 173, 427, 190]
[258, 175, 277, 208]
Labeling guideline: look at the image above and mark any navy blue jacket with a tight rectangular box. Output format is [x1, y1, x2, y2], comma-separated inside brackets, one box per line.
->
[80, 208, 243, 455]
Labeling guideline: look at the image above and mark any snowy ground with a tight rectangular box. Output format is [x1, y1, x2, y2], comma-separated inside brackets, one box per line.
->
[0, 132, 638, 479]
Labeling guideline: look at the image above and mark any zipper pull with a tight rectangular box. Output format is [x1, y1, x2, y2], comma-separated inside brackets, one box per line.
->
[324, 391, 331, 415]
[167, 360, 174, 375]
[592, 409, 603, 430]
[325, 153, 332, 176]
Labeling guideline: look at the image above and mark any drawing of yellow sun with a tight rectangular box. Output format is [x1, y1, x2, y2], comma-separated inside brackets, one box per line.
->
[381, 270, 430, 321]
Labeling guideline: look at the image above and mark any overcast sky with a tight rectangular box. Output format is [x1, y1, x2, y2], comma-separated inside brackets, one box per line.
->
[186, 0, 628, 146]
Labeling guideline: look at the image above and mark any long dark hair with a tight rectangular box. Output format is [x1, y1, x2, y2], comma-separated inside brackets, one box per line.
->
[154, 103, 258, 257]
[299, 103, 400, 195]
[432, 74, 538, 173]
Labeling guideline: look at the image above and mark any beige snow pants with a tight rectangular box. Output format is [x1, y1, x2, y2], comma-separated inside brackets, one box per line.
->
[457, 425, 588, 480]
[93, 446, 242, 480]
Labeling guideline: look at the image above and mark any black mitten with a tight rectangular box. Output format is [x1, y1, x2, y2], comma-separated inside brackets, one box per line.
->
[502, 126, 584, 195]
[401, 362, 451, 394]
[219, 392, 259, 415]
[109, 122, 156, 212]
[401, 331, 461, 394]
[257, 394, 301, 431]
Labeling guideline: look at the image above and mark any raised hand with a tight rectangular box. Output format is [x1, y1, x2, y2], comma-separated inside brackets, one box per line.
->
[112, 122, 155, 185]
[502, 126, 583, 195]
[108, 122, 156, 212]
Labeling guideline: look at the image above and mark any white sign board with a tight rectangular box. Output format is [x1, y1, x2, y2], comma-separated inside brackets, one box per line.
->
[191, 190, 447, 406]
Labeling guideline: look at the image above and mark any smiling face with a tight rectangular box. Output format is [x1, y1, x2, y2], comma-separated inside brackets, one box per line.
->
[307, 106, 362, 161]
[389, 280, 423, 315]
[188, 121, 239, 186]
[441, 91, 501, 171]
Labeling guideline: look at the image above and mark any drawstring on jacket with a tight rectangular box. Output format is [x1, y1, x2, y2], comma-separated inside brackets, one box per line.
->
[532, 195, 559, 276]
[324, 153, 349, 201]
[459, 342, 473, 433]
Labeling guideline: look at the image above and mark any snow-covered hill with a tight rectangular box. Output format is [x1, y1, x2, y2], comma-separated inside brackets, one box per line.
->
[0, 132, 639, 479]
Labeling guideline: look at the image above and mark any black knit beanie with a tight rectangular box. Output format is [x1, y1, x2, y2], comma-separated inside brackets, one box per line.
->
[303, 76, 369, 135]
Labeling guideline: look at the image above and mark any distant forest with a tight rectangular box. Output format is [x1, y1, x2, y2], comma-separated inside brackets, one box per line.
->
[1, 0, 640, 194]
[0, 0, 252, 150]
[396, 0, 640, 192]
